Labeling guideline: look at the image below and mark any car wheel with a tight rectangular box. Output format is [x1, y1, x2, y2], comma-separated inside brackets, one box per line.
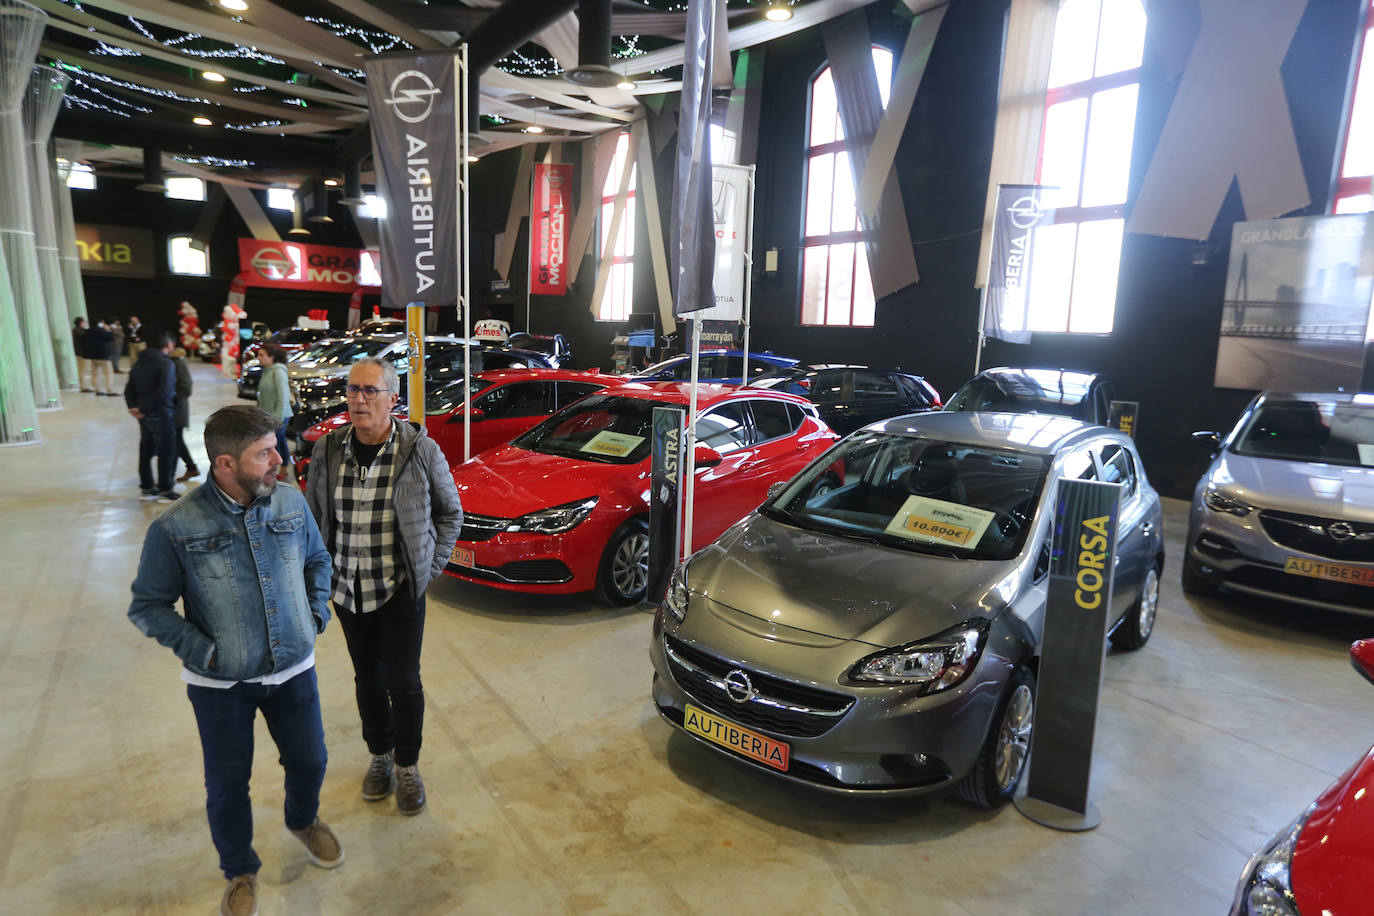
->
[596, 518, 650, 606]
[1110, 562, 1160, 650]
[810, 472, 841, 498]
[1181, 554, 1219, 597]
[956, 666, 1034, 809]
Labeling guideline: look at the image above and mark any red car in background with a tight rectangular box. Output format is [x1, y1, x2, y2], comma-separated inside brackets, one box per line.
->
[1230, 639, 1374, 916]
[443, 383, 840, 604]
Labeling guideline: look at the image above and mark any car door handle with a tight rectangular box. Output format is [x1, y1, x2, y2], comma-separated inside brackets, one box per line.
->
[1141, 522, 1154, 535]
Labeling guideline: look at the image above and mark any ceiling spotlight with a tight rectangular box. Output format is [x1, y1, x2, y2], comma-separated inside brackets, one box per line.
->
[203, 71, 226, 83]
[466, 155, 479, 163]
[765, 3, 792, 21]
[193, 116, 213, 126]
[525, 124, 545, 134]
[324, 178, 339, 187]
[219, 0, 249, 11]
[616, 76, 636, 92]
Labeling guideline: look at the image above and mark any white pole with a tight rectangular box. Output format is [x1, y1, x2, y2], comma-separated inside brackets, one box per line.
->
[974, 284, 988, 376]
[459, 47, 471, 461]
[740, 165, 756, 383]
[681, 316, 701, 562]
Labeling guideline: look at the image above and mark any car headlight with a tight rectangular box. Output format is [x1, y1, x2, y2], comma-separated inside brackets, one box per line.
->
[506, 497, 599, 535]
[664, 565, 690, 622]
[1230, 805, 1314, 916]
[848, 619, 989, 693]
[1205, 484, 1255, 517]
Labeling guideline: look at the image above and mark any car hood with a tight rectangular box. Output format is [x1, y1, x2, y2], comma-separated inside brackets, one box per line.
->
[688, 514, 1016, 648]
[290, 362, 349, 383]
[453, 445, 640, 517]
[1209, 452, 1374, 522]
[1293, 744, 1374, 914]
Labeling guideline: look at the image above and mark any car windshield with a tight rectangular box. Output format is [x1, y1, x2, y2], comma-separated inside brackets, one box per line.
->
[507, 333, 556, 355]
[945, 374, 1091, 420]
[1231, 399, 1374, 468]
[513, 393, 655, 464]
[425, 377, 492, 414]
[317, 337, 394, 365]
[293, 339, 341, 362]
[274, 328, 319, 344]
[749, 368, 810, 394]
[763, 432, 1049, 560]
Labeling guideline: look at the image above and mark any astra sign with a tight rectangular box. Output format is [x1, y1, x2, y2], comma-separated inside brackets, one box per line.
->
[236, 239, 381, 292]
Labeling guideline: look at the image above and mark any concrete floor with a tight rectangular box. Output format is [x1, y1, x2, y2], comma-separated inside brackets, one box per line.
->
[2, 362, 1372, 915]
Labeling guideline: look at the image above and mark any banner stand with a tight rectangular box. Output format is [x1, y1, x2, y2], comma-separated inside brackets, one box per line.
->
[1013, 477, 1120, 833]
[648, 405, 686, 602]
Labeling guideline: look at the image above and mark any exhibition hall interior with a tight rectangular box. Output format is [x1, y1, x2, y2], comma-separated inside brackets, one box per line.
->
[2, 0, 1373, 913]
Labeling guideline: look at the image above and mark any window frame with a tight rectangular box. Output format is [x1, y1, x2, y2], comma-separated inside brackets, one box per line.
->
[595, 131, 636, 322]
[167, 234, 209, 276]
[164, 176, 205, 202]
[1333, 0, 1374, 212]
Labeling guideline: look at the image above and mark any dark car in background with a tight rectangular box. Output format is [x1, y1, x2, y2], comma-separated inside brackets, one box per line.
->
[1184, 391, 1374, 615]
[945, 367, 1118, 425]
[240, 326, 335, 366]
[632, 349, 799, 385]
[506, 332, 576, 369]
[238, 335, 346, 399]
[750, 365, 942, 435]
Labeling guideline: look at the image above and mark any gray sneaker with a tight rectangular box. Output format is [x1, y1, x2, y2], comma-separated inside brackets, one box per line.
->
[220, 873, 258, 916]
[396, 764, 426, 816]
[290, 818, 344, 868]
[362, 751, 394, 801]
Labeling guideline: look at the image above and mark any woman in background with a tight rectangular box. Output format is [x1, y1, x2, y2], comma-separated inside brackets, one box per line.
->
[256, 342, 294, 479]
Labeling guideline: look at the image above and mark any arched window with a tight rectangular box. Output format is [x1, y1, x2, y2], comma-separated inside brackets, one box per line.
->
[1335, 0, 1374, 213]
[800, 47, 892, 327]
[597, 132, 636, 321]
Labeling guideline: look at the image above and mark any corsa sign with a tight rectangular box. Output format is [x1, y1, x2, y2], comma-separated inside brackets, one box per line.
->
[236, 239, 381, 292]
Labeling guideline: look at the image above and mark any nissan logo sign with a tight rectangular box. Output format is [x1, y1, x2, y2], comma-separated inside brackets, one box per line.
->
[385, 70, 440, 124]
[251, 248, 294, 280]
[723, 669, 755, 704]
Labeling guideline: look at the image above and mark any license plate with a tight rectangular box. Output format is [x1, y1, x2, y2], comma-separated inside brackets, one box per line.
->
[1284, 557, 1374, 588]
[450, 546, 475, 568]
[683, 704, 790, 772]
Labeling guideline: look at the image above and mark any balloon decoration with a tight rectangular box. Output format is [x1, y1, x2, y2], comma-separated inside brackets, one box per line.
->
[178, 301, 200, 351]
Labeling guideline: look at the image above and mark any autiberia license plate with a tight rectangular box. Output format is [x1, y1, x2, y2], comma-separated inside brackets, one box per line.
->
[1284, 557, 1374, 588]
[683, 704, 790, 772]
[450, 546, 475, 568]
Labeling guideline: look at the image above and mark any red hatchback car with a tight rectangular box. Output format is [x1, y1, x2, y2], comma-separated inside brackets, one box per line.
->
[444, 382, 840, 604]
[1231, 639, 1374, 915]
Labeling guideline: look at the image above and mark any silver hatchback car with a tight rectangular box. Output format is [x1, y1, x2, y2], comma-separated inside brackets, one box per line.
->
[650, 412, 1164, 806]
[1184, 392, 1374, 615]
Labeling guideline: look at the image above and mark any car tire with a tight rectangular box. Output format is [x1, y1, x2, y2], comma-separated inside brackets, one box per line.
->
[1181, 554, 1219, 597]
[955, 665, 1035, 809]
[596, 518, 650, 606]
[1109, 561, 1160, 651]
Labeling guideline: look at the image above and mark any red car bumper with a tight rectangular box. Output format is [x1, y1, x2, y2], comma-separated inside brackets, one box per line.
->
[442, 506, 626, 595]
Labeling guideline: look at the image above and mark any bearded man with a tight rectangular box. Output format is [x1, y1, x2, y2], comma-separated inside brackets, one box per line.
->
[128, 404, 343, 916]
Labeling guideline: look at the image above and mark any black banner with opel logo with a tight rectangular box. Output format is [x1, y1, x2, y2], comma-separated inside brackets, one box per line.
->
[648, 406, 686, 603]
[985, 184, 1054, 344]
[1019, 477, 1120, 827]
[364, 49, 462, 311]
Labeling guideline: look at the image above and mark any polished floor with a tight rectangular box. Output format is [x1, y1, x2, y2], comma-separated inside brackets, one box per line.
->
[1, 362, 1371, 915]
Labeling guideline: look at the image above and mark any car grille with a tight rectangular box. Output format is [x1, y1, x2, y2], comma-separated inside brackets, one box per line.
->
[1259, 510, 1374, 562]
[1226, 564, 1374, 612]
[459, 513, 511, 542]
[663, 634, 853, 739]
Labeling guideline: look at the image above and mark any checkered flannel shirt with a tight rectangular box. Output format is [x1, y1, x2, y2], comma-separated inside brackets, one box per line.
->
[329, 425, 404, 613]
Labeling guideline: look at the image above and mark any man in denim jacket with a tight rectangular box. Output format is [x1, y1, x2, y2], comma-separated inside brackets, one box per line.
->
[129, 405, 343, 916]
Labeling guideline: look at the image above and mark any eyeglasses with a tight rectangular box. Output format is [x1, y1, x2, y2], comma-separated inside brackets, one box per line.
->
[345, 384, 390, 400]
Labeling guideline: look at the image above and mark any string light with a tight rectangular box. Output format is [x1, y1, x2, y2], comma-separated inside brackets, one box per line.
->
[174, 154, 255, 168]
[224, 119, 284, 131]
[302, 16, 413, 54]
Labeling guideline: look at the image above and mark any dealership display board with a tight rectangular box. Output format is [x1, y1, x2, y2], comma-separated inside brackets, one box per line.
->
[237, 239, 380, 293]
[75, 224, 155, 278]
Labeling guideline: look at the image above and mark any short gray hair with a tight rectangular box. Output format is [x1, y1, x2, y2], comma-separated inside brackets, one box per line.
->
[350, 355, 399, 395]
[204, 405, 278, 463]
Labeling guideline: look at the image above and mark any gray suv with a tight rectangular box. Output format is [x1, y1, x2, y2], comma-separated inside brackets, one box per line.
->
[650, 411, 1164, 806]
[1184, 392, 1374, 615]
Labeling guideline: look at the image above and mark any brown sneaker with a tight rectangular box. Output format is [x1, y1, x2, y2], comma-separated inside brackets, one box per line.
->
[220, 873, 258, 916]
[396, 764, 426, 815]
[362, 751, 394, 801]
[290, 818, 344, 868]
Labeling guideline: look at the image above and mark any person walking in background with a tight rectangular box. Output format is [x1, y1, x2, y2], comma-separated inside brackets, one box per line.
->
[110, 317, 126, 374]
[305, 357, 463, 816]
[128, 405, 341, 916]
[128, 315, 146, 362]
[73, 317, 92, 392]
[85, 320, 115, 396]
[255, 342, 293, 479]
[172, 347, 201, 482]
[125, 331, 178, 500]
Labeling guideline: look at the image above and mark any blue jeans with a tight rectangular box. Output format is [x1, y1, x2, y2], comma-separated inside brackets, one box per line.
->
[187, 668, 327, 879]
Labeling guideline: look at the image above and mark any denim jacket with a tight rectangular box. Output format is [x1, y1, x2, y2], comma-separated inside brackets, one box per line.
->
[128, 479, 332, 681]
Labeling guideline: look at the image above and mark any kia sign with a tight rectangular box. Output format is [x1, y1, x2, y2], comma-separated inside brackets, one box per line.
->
[531, 163, 571, 295]
[365, 49, 462, 311]
[236, 239, 381, 292]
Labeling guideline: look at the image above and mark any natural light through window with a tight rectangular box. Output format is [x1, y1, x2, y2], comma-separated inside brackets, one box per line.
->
[266, 187, 295, 211]
[597, 132, 636, 321]
[1024, 0, 1145, 335]
[168, 235, 208, 276]
[801, 47, 892, 327]
[1335, 0, 1374, 213]
[165, 177, 205, 201]
[66, 161, 95, 190]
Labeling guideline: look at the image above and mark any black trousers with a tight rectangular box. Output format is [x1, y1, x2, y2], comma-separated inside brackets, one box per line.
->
[175, 427, 196, 472]
[337, 589, 426, 767]
[138, 413, 176, 493]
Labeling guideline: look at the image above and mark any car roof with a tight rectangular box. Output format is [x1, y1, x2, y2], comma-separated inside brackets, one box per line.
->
[1258, 390, 1374, 407]
[865, 410, 1109, 455]
[964, 367, 1102, 404]
[468, 368, 617, 385]
[608, 381, 812, 408]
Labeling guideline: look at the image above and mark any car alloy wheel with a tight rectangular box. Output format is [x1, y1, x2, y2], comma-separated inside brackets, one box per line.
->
[1137, 566, 1159, 640]
[994, 683, 1034, 793]
[613, 531, 649, 596]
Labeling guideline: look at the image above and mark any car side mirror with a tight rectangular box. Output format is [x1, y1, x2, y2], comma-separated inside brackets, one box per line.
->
[1191, 430, 1220, 451]
[694, 445, 723, 468]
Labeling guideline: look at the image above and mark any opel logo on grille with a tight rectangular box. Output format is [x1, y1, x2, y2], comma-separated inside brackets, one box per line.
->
[723, 669, 755, 703]
[1325, 521, 1374, 542]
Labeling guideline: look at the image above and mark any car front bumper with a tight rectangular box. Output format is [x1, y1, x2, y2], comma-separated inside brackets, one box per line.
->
[441, 509, 621, 595]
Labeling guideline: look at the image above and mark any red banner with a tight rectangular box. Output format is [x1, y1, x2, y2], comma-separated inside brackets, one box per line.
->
[237, 239, 381, 292]
[530, 163, 572, 295]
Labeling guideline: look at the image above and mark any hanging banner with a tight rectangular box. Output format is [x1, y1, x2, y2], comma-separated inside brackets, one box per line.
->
[530, 162, 572, 295]
[691, 164, 752, 322]
[237, 239, 381, 293]
[364, 48, 462, 311]
[985, 184, 1055, 344]
[672, 0, 718, 316]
